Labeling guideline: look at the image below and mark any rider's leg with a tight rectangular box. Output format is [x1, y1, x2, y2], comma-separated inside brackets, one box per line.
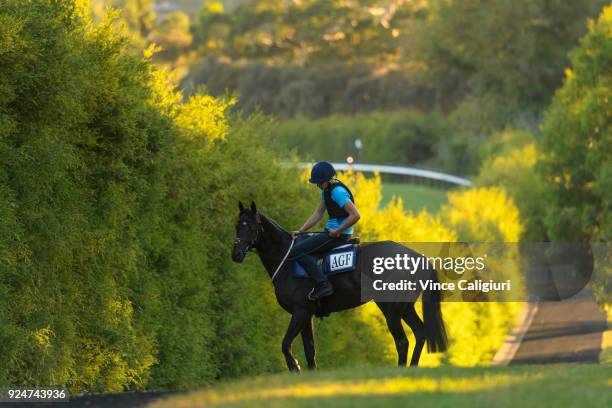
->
[297, 254, 326, 284]
[289, 234, 350, 300]
[289, 234, 330, 284]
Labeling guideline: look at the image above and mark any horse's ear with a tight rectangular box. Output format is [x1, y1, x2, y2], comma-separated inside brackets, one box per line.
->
[238, 201, 245, 212]
[250, 201, 257, 213]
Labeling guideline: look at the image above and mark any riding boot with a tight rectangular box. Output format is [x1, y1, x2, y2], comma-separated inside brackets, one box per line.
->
[308, 279, 334, 301]
[296, 254, 335, 301]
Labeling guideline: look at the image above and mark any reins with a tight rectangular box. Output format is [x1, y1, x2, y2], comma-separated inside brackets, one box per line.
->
[242, 216, 331, 283]
[271, 238, 295, 282]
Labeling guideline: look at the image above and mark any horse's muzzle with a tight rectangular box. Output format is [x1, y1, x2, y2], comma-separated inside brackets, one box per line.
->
[231, 246, 246, 263]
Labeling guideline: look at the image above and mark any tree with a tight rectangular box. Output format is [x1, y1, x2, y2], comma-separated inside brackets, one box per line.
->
[193, 0, 408, 64]
[409, 0, 608, 123]
[538, 3, 610, 307]
[539, 4, 611, 242]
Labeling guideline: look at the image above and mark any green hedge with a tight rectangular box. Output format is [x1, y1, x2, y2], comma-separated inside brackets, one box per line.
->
[0, 1, 398, 392]
[271, 110, 451, 169]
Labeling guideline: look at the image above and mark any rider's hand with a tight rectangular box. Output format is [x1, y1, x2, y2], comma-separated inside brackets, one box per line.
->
[291, 230, 301, 240]
[329, 229, 341, 238]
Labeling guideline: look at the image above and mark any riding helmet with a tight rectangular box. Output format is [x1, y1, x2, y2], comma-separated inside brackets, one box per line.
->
[309, 161, 336, 184]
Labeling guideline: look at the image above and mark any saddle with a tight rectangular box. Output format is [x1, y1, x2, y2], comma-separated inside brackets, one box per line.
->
[312, 236, 360, 255]
[292, 237, 360, 279]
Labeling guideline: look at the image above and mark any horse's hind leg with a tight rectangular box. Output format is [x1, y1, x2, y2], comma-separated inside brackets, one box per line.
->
[403, 303, 426, 367]
[377, 302, 409, 367]
[282, 310, 308, 372]
[301, 314, 316, 369]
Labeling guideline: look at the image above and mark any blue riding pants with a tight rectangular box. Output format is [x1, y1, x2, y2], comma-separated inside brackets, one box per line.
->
[288, 232, 351, 283]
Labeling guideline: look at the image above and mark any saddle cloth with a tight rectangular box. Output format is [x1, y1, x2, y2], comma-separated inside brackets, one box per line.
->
[292, 244, 358, 279]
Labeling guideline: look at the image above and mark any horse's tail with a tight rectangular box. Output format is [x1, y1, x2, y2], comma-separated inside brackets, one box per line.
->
[422, 268, 448, 353]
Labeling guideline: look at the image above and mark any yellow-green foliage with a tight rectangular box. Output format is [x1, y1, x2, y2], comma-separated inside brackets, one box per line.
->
[539, 5, 611, 306]
[174, 94, 234, 141]
[475, 130, 548, 241]
[442, 187, 523, 242]
[441, 187, 523, 365]
[540, 4, 611, 242]
[0, 0, 313, 392]
[486, 143, 537, 174]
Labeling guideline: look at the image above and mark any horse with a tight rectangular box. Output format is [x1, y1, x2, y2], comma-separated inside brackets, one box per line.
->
[231, 201, 448, 371]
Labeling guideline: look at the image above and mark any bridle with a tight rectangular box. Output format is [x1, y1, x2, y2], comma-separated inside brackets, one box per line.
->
[232, 216, 295, 283]
[233, 219, 262, 254]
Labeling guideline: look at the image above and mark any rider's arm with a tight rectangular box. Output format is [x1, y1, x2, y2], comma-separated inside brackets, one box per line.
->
[298, 201, 326, 232]
[335, 201, 360, 233]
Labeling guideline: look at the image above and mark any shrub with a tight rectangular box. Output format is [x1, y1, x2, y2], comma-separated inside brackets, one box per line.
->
[272, 110, 450, 168]
[476, 130, 548, 241]
[0, 0, 314, 391]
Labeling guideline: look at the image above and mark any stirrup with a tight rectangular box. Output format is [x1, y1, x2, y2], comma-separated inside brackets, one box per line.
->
[307, 281, 334, 301]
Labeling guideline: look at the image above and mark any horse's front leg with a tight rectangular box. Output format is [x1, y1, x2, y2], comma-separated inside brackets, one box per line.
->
[282, 310, 308, 372]
[301, 314, 316, 369]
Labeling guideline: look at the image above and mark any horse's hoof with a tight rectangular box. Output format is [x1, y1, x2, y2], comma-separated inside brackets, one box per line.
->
[289, 361, 301, 372]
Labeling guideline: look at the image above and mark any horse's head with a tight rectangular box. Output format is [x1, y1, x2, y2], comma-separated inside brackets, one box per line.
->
[232, 201, 262, 262]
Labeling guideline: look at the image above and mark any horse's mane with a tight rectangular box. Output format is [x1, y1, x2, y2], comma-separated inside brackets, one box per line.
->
[261, 213, 289, 236]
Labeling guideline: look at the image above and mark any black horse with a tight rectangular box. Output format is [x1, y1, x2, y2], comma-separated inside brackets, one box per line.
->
[231, 201, 448, 371]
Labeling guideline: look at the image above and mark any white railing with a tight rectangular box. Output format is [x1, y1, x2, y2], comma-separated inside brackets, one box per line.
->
[298, 162, 473, 187]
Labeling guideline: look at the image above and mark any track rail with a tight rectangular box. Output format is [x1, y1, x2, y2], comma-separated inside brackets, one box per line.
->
[298, 162, 473, 187]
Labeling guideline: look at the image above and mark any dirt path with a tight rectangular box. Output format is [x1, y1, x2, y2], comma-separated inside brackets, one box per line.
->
[510, 289, 607, 364]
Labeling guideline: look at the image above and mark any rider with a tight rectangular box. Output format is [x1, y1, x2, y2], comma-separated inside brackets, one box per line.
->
[290, 161, 361, 301]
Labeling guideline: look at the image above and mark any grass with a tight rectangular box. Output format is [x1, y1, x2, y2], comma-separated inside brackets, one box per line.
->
[380, 182, 448, 213]
[150, 364, 610, 408]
